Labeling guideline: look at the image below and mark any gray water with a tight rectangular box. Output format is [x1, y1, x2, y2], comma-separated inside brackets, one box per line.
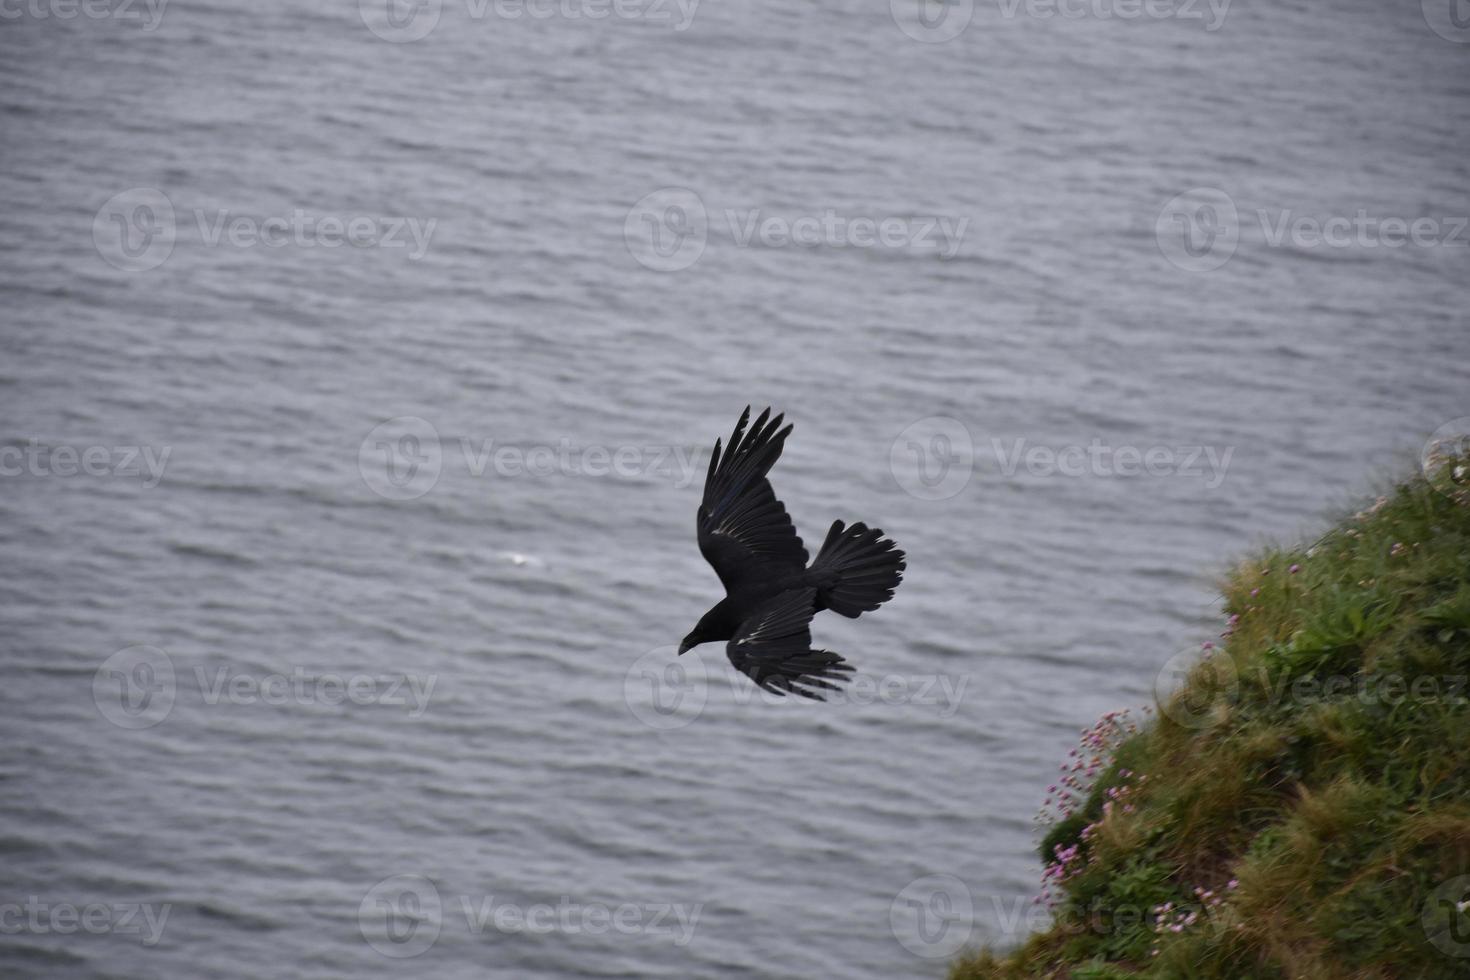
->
[1, 0, 1467, 976]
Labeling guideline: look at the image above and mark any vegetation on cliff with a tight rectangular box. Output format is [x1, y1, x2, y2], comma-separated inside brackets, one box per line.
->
[953, 455, 1470, 979]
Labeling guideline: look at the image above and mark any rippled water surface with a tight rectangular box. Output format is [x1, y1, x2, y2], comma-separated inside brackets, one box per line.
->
[2, 0, 1467, 976]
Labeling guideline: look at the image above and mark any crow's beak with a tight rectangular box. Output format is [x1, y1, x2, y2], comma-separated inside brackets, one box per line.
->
[677, 638, 693, 655]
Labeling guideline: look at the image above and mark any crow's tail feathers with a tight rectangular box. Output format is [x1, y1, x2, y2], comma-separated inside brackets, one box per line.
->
[810, 520, 906, 618]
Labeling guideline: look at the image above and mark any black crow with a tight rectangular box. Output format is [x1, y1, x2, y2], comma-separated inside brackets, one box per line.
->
[678, 407, 906, 700]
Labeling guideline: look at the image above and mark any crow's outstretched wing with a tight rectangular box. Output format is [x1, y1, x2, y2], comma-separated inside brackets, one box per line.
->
[726, 588, 852, 700]
[697, 407, 808, 594]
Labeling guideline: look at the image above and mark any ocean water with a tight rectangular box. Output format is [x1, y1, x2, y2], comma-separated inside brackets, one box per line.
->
[1, 0, 1467, 976]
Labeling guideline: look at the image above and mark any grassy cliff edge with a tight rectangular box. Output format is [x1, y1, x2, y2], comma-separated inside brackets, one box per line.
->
[953, 459, 1470, 980]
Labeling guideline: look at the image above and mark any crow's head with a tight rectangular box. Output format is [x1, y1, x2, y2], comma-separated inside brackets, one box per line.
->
[676, 602, 729, 655]
[678, 612, 723, 655]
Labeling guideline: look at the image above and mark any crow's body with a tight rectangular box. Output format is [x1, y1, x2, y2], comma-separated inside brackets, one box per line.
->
[678, 408, 906, 700]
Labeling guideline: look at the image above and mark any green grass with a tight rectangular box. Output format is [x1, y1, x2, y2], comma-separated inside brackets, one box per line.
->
[951, 457, 1470, 980]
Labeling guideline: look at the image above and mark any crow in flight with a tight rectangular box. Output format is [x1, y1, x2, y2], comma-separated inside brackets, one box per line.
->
[678, 407, 906, 700]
